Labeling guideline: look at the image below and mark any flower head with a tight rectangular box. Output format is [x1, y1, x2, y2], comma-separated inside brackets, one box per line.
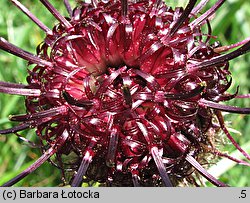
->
[0, 0, 250, 187]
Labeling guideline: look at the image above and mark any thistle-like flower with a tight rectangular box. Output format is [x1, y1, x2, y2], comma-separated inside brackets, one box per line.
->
[0, 0, 250, 187]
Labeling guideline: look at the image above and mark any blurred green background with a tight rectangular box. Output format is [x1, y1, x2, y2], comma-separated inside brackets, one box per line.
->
[0, 0, 250, 186]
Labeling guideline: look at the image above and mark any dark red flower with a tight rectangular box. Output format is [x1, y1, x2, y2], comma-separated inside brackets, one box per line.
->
[0, 0, 250, 187]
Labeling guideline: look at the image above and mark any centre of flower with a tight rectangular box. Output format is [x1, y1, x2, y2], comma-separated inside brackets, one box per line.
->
[23, 1, 220, 186]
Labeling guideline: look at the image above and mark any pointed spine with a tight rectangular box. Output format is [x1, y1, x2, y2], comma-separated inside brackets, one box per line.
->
[40, 0, 72, 29]
[199, 99, 250, 114]
[170, 0, 198, 36]
[63, 0, 73, 17]
[192, 41, 250, 71]
[216, 111, 250, 161]
[185, 154, 228, 187]
[0, 37, 53, 67]
[121, 0, 128, 17]
[190, 0, 226, 28]
[151, 146, 173, 187]
[71, 138, 96, 187]
[10, 0, 52, 34]
[0, 85, 41, 96]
